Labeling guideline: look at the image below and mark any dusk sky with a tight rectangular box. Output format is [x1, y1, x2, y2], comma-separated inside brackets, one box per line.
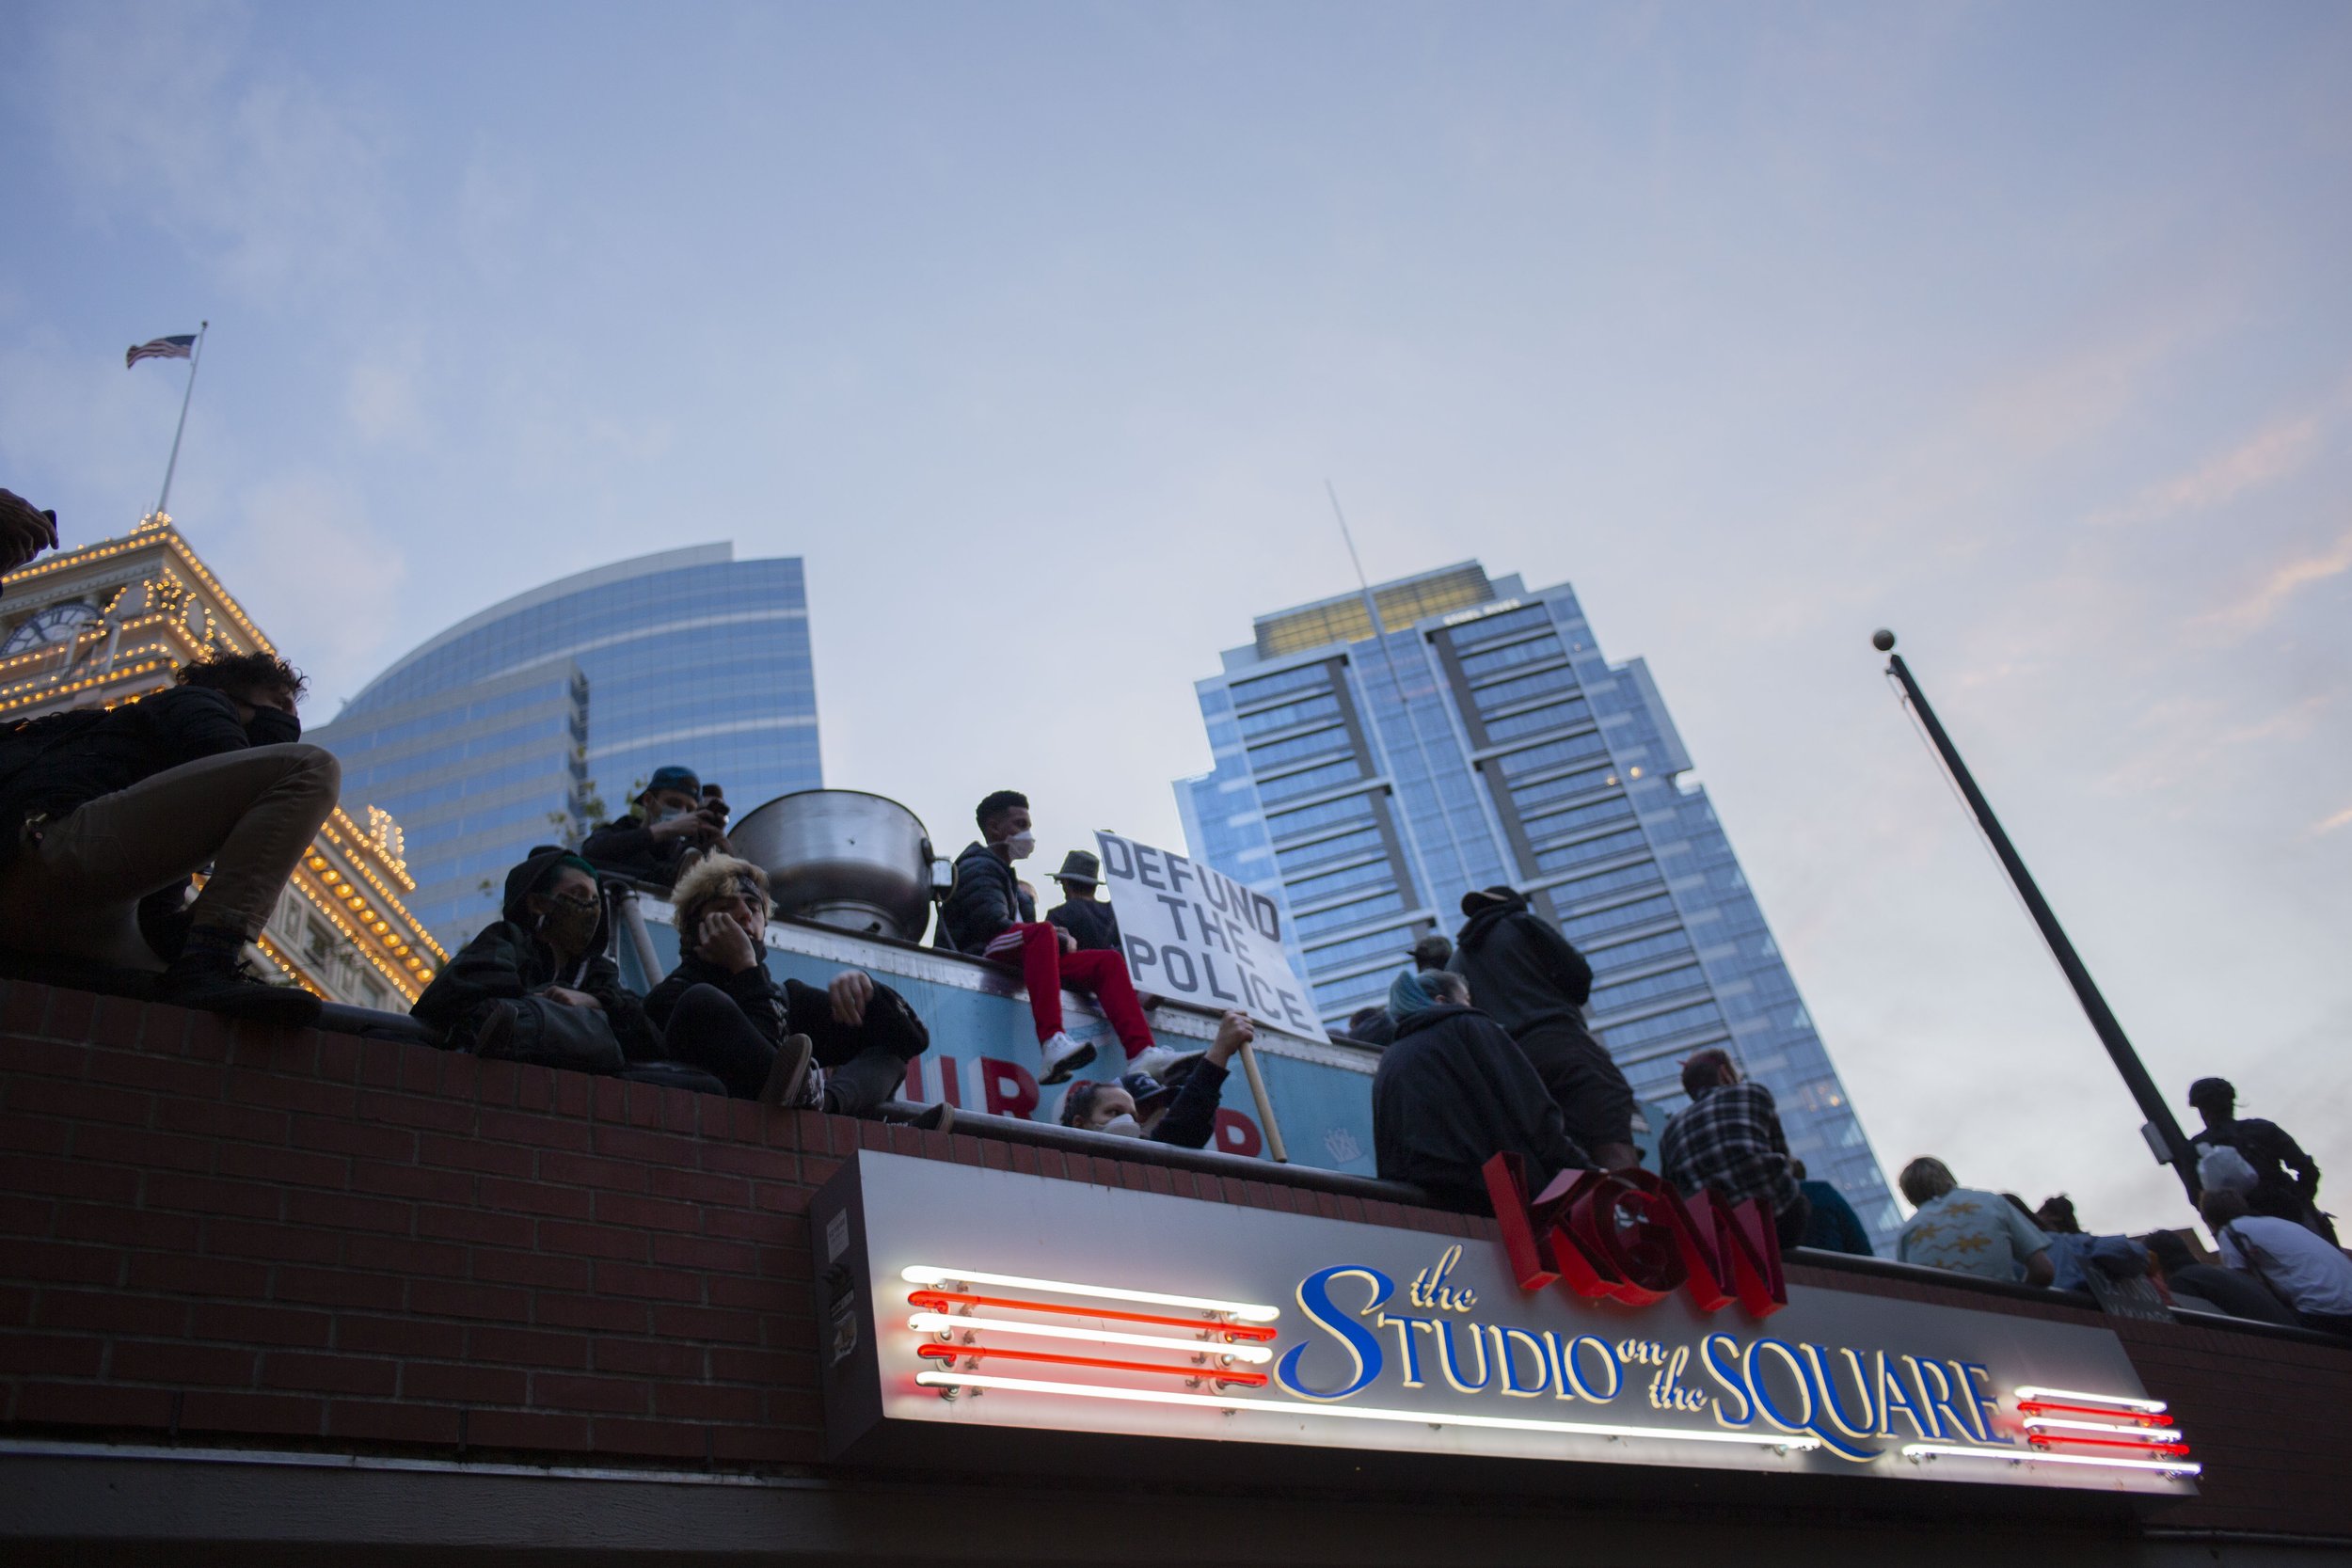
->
[5, 1, 2346, 1240]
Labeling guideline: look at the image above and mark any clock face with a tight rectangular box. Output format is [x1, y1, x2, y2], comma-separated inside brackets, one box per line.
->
[1, 602, 99, 656]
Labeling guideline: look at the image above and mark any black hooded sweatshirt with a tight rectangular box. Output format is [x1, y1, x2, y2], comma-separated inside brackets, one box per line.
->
[410, 848, 659, 1059]
[1371, 1002, 1586, 1212]
[1449, 892, 1597, 1042]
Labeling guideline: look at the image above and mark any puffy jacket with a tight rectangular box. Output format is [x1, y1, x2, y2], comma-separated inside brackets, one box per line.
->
[938, 841, 1032, 954]
[411, 847, 659, 1058]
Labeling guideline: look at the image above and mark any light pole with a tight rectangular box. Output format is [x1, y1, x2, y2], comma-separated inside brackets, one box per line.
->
[1874, 629, 2200, 1200]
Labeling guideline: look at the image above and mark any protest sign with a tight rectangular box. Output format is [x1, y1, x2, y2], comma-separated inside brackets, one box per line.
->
[1095, 831, 1329, 1043]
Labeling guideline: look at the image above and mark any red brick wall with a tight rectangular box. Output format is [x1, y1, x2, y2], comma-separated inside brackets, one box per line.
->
[3, 976, 2345, 1538]
[0, 980, 1474, 1470]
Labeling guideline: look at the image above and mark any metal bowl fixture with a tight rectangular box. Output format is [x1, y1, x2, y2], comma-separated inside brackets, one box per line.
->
[728, 789, 936, 942]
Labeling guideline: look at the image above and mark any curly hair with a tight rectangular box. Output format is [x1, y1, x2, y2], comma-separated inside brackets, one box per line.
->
[177, 651, 308, 701]
[671, 853, 771, 935]
[975, 789, 1028, 832]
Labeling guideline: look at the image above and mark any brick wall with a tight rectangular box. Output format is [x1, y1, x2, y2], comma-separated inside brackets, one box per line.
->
[2, 976, 2345, 1539]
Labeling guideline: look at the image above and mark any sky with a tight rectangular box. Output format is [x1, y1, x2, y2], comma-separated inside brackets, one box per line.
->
[4, 0, 2347, 1242]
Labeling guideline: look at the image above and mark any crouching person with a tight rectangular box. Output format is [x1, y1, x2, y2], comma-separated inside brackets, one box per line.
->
[0, 651, 337, 1025]
[1060, 1009, 1255, 1149]
[645, 855, 929, 1113]
[412, 848, 660, 1070]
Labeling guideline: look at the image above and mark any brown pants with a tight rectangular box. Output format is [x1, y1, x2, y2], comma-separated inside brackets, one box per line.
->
[0, 744, 340, 972]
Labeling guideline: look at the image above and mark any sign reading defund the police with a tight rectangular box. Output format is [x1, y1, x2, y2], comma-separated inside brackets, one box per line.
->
[1095, 832, 1328, 1043]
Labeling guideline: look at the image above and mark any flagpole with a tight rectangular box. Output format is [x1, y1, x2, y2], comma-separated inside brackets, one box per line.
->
[154, 321, 208, 521]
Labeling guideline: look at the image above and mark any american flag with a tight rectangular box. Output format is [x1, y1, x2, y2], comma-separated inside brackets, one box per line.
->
[125, 334, 197, 369]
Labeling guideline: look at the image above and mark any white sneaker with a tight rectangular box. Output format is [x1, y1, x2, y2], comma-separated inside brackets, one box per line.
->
[1038, 1031, 1096, 1086]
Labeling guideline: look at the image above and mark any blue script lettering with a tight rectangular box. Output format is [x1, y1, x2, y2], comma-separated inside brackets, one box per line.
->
[1277, 1265, 1394, 1402]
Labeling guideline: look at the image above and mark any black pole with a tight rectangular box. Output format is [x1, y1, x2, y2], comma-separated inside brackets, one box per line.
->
[1875, 631, 2200, 1200]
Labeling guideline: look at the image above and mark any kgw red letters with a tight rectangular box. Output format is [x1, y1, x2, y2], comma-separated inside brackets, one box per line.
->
[1482, 1154, 1787, 1319]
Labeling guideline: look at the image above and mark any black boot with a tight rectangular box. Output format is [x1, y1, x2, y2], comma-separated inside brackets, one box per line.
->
[155, 927, 323, 1027]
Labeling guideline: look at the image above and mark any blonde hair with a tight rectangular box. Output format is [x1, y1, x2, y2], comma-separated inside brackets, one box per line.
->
[1899, 1157, 1957, 1207]
[672, 854, 771, 935]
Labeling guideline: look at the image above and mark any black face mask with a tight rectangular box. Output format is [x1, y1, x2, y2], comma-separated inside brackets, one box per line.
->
[246, 707, 301, 747]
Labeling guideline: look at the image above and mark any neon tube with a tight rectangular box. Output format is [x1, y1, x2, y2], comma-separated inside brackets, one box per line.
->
[2017, 1400, 2173, 1424]
[2009, 1386, 2166, 1414]
[901, 1266, 1279, 1323]
[2028, 1434, 2191, 1455]
[909, 1311, 1276, 1364]
[908, 1290, 1280, 1341]
[1903, 1443, 2198, 1477]
[913, 1370, 1825, 1450]
[2023, 1416, 2180, 1439]
[915, 1343, 1270, 1386]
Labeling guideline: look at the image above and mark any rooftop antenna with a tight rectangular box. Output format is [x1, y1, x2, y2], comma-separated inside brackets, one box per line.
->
[1322, 482, 1475, 927]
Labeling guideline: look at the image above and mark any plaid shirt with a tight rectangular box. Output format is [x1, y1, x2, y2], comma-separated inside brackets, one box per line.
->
[1659, 1080, 1798, 1215]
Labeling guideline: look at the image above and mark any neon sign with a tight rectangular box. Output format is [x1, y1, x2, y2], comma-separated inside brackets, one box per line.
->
[817, 1152, 2201, 1493]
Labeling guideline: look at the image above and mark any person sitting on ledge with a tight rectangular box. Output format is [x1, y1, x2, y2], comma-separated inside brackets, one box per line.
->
[1372, 969, 1587, 1213]
[1894, 1157, 2053, 1287]
[2200, 1187, 2352, 1338]
[581, 765, 728, 890]
[644, 854, 929, 1113]
[412, 847, 660, 1065]
[2003, 1192, 2146, 1293]
[1057, 1010, 1255, 1149]
[2139, 1227, 2298, 1327]
[1659, 1048, 1810, 1247]
[938, 789, 1156, 1085]
[1044, 849, 1121, 953]
[0, 649, 337, 1025]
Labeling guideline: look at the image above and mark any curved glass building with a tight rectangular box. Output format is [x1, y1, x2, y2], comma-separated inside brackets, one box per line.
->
[312, 544, 819, 943]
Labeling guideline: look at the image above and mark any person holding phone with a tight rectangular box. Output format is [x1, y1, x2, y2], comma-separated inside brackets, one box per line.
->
[582, 764, 730, 889]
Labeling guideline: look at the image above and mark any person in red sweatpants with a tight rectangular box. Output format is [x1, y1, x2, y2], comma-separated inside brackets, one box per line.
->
[940, 789, 1156, 1084]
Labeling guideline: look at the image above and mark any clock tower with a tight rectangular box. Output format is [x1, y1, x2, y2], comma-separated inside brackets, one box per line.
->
[0, 513, 447, 1008]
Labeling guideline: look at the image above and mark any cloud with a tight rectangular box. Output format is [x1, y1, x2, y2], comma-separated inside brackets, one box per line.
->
[2313, 805, 2352, 838]
[199, 473, 409, 706]
[31, 0, 394, 299]
[2194, 524, 2352, 637]
[2093, 412, 2321, 528]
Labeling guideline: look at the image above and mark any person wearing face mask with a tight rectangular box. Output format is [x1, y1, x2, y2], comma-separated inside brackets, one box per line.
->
[581, 766, 730, 890]
[938, 789, 1158, 1085]
[643, 853, 930, 1110]
[0, 651, 338, 1024]
[410, 847, 660, 1063]
[1057, 1010, 1256, 1149]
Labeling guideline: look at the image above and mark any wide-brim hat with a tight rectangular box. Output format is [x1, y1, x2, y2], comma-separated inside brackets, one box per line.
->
[1052, 849, 1102, 886]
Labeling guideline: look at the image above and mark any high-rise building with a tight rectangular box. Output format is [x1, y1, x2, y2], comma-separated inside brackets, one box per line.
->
[1174, 562, 1899, 1245]
[0, 514, 447, 1008]
[310, 544, 820, 944]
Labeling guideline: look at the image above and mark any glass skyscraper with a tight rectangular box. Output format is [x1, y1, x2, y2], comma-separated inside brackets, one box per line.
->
[312, 544, 820, 944]
[1175, 562, 1899, 1246]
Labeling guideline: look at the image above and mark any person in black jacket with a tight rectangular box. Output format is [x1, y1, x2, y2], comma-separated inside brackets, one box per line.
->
[1373, 969, 1588, 1212]
[580, 766, 727, 890]
[1058, 1009, 1255, 1149]
[644, 854, 929, 1112]
[937, 790, 1156, 1085]
[412, 847, 661, 1062]
[1044, 850, 1121, 953]
[0, 651, 335, 1024]
[1448, 886, 1639, 1171]
[2187, 1077, 2331, 1240]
